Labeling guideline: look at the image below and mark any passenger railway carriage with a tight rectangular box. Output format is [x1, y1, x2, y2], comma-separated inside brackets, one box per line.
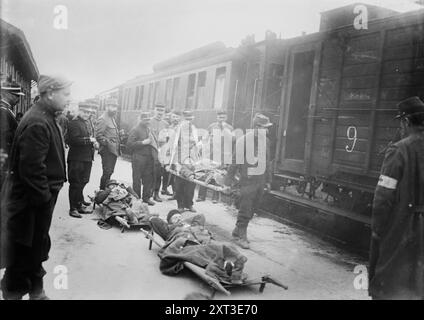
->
[112, 3, 424, 249]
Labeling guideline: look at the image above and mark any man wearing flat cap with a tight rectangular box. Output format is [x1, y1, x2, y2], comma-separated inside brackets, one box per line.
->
[96, 98, 121, 190]
[224, 113, 273, 250]
[0, 81, 25, 188]
[126, 111, 157, 206]
[67, 101, 99, 218]
[369, 96, 424, 300]
[0, 74, 71, 299]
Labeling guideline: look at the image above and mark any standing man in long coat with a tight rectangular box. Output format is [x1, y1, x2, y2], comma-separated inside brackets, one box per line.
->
[126, 111, 157, 206]
[67, 102, 98, 218]
[0, 75, 71, 300]
[96, 98, 121, 190]
[0, 81, 25, 188]
[369, 96, 424, 300]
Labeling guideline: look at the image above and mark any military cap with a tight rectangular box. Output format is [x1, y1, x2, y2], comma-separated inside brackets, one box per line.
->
[105, 98, 119, 106]
[154, 103, 166, 110]
[183, 110, 195, 119]
[216, 109, 227, 116]
[140, 111, 152, 120]
[395, 96, 424, 119]
[38, 74, 72, 93]
[171, 110, 182, 116]
[1, 81, 25, 96]
[253, 113, 273, 128]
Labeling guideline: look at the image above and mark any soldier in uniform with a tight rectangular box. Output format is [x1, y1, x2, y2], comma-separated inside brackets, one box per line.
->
[369, 96, 424, 300]
[127, 112, 157, 206]
[197, 109, 234, 203]
[0, 75, 71, 300]
[67, 101, 99, 218]
[224, 113, 273, 249]
[96, 98, 121, 190]
[0, 81, 25, 188]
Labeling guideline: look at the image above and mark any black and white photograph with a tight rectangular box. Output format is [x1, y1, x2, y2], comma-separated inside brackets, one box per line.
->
[1, 0, 424, 304]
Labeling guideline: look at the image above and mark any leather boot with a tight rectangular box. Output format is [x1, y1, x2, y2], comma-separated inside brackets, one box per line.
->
[153, 192, 163, 202]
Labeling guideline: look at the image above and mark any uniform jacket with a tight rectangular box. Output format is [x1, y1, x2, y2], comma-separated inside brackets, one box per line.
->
[0, 101, 66, 265]
[369, 130, 424, 299]
[67, 116, 95, 162]
[126, 122, 158, 160]
[95, 112, 121, 156]
[0, 99, 18, 156]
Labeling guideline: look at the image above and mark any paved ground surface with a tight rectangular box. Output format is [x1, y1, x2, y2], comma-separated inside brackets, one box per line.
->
[1, 154, 370, 300]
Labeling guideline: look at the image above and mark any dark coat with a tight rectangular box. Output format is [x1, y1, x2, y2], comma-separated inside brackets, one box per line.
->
[0, 101, 66, 268]
[127, 122, 158, 160]
[369, 130, 424, 299]
[67, 116, 95, 162]
[95, 112, 121, 156]
[0, 100, 18, 156]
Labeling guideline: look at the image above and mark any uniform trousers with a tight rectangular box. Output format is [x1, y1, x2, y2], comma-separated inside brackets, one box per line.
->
[68, 160, 92, 209]
[100, 151, 117, 190]
[132, 155, 154, 202]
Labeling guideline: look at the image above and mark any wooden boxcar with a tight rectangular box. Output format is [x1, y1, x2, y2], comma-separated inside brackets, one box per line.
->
[273, 7, 424, 220]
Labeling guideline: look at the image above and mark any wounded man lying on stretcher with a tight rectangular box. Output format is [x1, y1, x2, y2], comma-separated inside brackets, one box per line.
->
[94, 179, 157, 228]
[149, 210, 248, 284]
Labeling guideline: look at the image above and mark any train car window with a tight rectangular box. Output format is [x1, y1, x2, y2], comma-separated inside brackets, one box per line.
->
[196, 71, 207, 109]
[165, 79, 172, 107]
[138, 86, 144, 110]
[148, 83, 154, 109]
[172, 77, 180, 109]
[153, 81, 160, 107]
[265, 63, 284, 110]
[213, 67, 226, 110]
[134, 86, 140, 110]
[186, 73, 196, 109]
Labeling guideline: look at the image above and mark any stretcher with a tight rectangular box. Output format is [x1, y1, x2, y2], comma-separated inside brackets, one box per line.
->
[166, 167, 231, 194]
[139, 228, 288, 298]
[90, 194, 152, 233]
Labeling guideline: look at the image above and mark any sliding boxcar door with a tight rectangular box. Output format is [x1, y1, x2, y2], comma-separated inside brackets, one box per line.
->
[281, 45, 318, 173]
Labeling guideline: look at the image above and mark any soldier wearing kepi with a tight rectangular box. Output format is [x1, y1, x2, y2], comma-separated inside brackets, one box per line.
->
[67, 101, 99, 218]
[0, 81, 25, 188]
[369, 96, 424, 300]
[224, 113, 273, 250]
[149, 103, 169, 202]
[127, 111, 157, 206]
[0, 74, 71, 300]
[197, 109, 234, 203]
[96, 98, 121, 190]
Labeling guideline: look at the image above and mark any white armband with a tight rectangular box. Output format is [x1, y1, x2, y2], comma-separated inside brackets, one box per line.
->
[377, 175, 398, 190]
